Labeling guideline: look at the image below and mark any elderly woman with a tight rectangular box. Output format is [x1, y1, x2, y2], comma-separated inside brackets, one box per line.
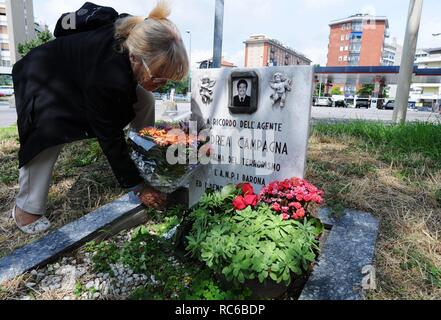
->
[11, 1, 188, 234]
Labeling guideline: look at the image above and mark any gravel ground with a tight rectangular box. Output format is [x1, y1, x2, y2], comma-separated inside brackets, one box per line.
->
[12, 232, 161, 300]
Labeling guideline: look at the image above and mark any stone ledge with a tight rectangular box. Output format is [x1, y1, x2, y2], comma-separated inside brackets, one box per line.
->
[0, 193, 144, 284]
[300, 209, 379, 300]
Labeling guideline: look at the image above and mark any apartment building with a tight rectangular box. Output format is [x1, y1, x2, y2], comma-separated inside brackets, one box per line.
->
[244, 34, 311, 68]
[327, 13, 389, 67]
[0, 0, 35, 74]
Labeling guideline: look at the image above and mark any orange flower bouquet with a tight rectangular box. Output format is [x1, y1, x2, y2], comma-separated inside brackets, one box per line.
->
[129, 122, 207, 193]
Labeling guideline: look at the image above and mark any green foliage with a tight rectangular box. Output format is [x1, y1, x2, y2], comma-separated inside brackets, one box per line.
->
[156, 76, 190, 95]
[18, 30, 54, 57]
[398, 248, 441, 289]
[74, 281, 84, 297]
[357, 84, 375, 96]
[71, 140, 102, 167]
[84, 241, 119, 273]
[186, 189, 322, 286]
[330, 87, 343, 95]
[83, 205, 254, 300]
[0, 125, 17, 140]
[0, 75, 12, 86]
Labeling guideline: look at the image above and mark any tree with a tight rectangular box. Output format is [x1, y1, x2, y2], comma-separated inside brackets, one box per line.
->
[156, 75, 189, 95]
[331, 87, 343, 95]
[18, 30, 54, 57]
[314, 82, 325, 96]
[357, 84, 375, 96]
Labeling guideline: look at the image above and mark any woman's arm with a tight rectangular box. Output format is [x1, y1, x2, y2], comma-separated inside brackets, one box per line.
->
[85, 86, 143, 189]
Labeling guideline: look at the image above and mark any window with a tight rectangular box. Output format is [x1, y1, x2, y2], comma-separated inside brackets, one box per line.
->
[341, 24, 345, 30]
[345, 46, 349, 51]
[346, 33, 350, 40]
[338, 56, 343, 62]
[341, 34, 345, 41]
[343, 56, 348, 61]
[340, 46, 343, 52]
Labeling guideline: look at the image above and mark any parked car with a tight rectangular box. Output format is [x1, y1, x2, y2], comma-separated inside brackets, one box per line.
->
[334, 99, 348, 108]
[355, 98, 370, 109]
[383, 100, 395, 110]
[315, 97, 334, 107]
[0, 86, 14, 96]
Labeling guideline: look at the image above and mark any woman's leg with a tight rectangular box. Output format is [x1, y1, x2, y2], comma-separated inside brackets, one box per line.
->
[130, 85, 156, 132]
[15, 145, 64, 223]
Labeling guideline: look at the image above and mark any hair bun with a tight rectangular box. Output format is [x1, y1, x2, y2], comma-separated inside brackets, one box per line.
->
[148, 0, 171, 20]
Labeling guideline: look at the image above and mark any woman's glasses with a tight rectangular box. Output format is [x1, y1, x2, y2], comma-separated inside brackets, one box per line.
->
[141, 59, 170, 85]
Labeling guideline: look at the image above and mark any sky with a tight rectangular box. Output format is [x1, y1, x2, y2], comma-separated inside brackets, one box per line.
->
[33, 0, 441, 67]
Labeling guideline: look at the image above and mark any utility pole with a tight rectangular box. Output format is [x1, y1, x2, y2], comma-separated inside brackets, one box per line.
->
[186, 31, 192, 95]
[393, 0, 423, 124]
[212, 0, 224, 68]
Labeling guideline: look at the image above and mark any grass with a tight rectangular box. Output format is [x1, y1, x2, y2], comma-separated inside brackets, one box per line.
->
[309, 121, 441, 300]
[0, 125, 124, 259]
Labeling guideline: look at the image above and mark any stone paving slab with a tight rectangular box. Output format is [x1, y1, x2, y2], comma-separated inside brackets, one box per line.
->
[0, 193, 143, 284]
[300, 209, 379, 300]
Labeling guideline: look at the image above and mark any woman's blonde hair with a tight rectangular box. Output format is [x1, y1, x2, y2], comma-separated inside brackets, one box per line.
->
[115, 0, 189, 81]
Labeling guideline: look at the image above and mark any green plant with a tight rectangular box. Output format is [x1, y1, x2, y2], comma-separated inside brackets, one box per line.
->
[331, 87, 343, 95]
[185, 186, 323, 286]
[74, 281, 84, 297]
[84, 241, 119, 273]
[18, 30, 54, 57]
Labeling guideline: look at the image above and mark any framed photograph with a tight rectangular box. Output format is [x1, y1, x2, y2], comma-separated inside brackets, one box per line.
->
[229, 71, 259, 114]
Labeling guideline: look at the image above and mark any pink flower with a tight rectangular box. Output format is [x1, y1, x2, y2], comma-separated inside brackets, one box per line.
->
[272, 203, 282, 212]
[289, 202, 302, 210]
[281, 213, 290, 221]
[296, 208, 306, 218]
[282, 206, 290, 213]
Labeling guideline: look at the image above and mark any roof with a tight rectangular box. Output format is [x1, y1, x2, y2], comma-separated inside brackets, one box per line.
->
[329, 13, 389, 28]
[314, 66, 441, 85]
[197, 57, 237, 68]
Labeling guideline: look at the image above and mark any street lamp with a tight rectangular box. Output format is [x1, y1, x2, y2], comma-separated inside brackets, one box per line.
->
[186, 30, 192, 96]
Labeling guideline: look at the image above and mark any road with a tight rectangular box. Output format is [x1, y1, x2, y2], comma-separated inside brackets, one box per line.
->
[0, 102, 16, 128]
[2, 102, 440, 129]
[155, 102, 441, 124]
[310, 106, 441, 123]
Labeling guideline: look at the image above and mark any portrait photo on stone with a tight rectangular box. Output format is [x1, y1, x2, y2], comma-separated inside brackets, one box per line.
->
[229, 71, 259, 114]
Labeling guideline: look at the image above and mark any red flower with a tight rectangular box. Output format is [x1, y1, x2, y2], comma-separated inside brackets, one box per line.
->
[282, 206, 290, 213]
[244, 194, 258, 207]
[281, 213, 290, 221]
[233, 196, 247, 211]
[272, 203, 282, 212]
[239, 183, 254, 196]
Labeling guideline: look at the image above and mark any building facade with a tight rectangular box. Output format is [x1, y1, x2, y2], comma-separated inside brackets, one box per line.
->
[410, 47, 441, 108]
[244, 35, 311, 68]
[327, 13, 389, 67]
[382, 38, 402, 66]
[0, 0, 35, 74]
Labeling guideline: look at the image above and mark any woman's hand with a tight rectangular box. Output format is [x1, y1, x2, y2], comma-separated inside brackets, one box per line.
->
[137, 185, 167, 210]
